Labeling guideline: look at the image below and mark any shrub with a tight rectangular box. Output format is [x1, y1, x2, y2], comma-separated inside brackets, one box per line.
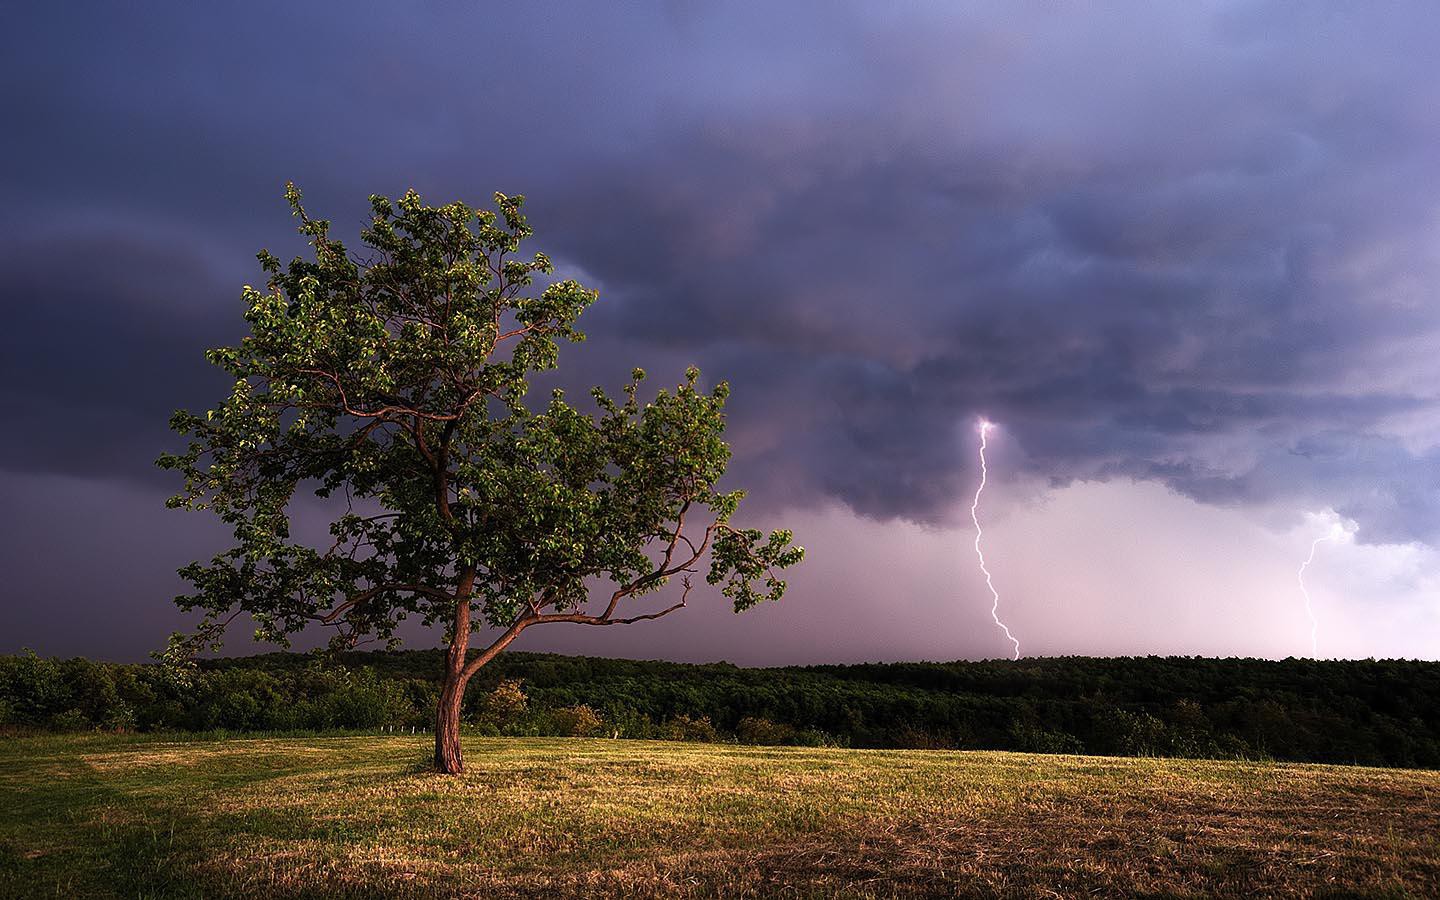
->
[1, 652, 69, 725]
[662, 714, 718, 742]
[599, 706, 658, 739]
[1009, 720, 1084, 754]
[736, 716, 797, 745]
[1095, 708, 1170, 757]
[102, 700, 138, 732]
[323, 670, 411, 728]
[890, 725, 956, 750]
[50, 709, 90, 732]
[480, 679, 528, 728]
[550, 704, 604, 737]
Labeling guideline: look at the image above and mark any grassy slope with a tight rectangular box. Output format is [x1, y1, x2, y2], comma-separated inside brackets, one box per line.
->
[1, 734, 1436, 898]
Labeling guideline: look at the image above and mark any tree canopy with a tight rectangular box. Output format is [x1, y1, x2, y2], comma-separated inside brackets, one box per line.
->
[158, 185, 802, 771]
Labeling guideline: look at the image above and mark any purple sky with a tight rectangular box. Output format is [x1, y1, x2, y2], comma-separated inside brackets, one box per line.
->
[3, 2, 1438, 663]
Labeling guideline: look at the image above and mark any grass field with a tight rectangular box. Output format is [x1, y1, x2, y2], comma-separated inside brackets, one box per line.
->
[1, 734, 1436, 898]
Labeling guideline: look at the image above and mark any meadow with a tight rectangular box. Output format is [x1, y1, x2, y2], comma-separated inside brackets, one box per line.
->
[2, 733, 1436, 898]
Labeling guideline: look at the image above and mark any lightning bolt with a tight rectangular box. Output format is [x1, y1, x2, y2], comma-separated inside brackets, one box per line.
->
[1297, 529, 1337, 658]
[970, 419, 1020, 660]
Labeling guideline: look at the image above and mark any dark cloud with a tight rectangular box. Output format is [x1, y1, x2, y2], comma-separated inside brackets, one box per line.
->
[0, 229, 237, 482]
[4, 2, 1440, 659]
[539, 94, 1440, 537]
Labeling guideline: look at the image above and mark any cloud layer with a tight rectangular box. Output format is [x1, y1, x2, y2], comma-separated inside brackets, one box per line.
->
[3, 2, 1439, 659]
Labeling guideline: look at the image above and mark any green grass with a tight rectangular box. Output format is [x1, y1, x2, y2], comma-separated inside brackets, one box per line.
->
[1, 734, 1436, 897]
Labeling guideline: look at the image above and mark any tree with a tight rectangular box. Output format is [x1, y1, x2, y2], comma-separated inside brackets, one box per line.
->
[159, 185, 803, 773]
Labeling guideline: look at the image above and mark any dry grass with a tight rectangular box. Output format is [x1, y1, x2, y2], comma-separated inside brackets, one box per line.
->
[1, 733, 1436, 897]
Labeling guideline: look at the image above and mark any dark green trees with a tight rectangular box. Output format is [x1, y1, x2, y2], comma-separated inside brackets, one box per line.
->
[160, 186, 802, 772]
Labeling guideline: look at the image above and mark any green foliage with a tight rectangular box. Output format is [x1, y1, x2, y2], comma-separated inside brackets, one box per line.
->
[1093, 708, 1170, 757]
[661, 714, 719, 742]
[479, 678, 528, 728]
[547, 704, 604, 737]
[4, 650, 1438, 768]
[1008, 719, 1085, 755]
[157, 185, 801, 658]
[736, 716, 799, 745]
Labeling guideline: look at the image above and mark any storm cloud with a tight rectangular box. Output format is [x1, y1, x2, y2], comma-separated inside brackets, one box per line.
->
[4, 2, 1439, 660]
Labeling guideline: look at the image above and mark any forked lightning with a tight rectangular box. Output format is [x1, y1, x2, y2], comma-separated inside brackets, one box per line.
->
[970, 420, 1020, 660]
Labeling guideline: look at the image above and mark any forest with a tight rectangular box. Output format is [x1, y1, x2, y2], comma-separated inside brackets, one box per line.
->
[2, 649, 1436, 768]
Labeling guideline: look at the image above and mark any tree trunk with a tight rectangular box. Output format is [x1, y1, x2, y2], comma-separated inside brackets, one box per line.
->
[431, 569, 537, 774]
[434, 671, 466, 773]
[433, 585, 473, 774]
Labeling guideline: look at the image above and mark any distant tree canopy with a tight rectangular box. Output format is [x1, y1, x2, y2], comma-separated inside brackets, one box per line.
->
[3, 651, 1437, 770]
[158, 186, 802, 771]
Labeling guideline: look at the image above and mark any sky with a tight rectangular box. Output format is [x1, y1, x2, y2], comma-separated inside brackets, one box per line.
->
[3, 1, 1439, 663]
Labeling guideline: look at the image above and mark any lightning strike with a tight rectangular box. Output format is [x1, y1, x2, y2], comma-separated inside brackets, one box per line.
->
[970, 419, 1020, 660]
[1297, 525, 1341, 658]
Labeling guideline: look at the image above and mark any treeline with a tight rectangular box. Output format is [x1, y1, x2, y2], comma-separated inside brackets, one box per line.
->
[3, 649, 1437, 768]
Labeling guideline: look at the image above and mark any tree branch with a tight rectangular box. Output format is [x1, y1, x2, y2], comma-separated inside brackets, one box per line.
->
[533, 590, 690, 628]
[315, 583, 455, 624]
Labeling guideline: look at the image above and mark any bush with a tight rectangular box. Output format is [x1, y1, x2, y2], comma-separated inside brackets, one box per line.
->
[1009, 720, 1084, 754]
[323, 669, 411, 728]
[662, 714, 718, 742]
[50, 709, 90, 732]
[480, 679, 528, 728]
[736, 716, 797, 745]
[549, 704, 604, 737]
[890, 725, 956, 750]
[1, 652, 69, 726]
[1095, 708, 1171, 757]
[599, 706, 658, 739]
[102, 700, 138, 732]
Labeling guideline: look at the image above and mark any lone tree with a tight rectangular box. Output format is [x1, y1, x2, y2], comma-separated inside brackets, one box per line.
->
[159, 186, 803, 773]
